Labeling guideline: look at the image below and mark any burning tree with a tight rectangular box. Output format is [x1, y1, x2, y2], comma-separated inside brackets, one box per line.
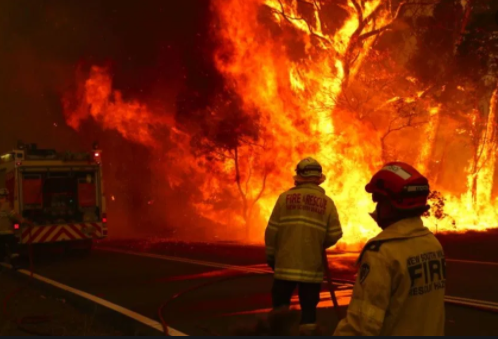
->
[341, 0, 498, 199]
[380, 99, 431, 163]
[177, 87, 272, 239]
[212, 0, 498, 233]
[457, 2, 498, 206]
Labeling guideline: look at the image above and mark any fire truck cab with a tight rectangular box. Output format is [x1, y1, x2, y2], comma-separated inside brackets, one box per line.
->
[0, 142, 107, 252]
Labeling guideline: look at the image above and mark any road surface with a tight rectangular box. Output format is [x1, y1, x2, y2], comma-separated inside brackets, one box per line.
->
[12, 240, 498, 336]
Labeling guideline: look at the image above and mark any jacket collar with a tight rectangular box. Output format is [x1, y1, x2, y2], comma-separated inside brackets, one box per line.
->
[371, 217, 431, 242]
[356, 218, 432, 266]
[292, 183, 325, 194]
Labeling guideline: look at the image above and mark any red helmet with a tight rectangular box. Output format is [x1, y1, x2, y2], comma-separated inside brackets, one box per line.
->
[365, 162, 430, 210]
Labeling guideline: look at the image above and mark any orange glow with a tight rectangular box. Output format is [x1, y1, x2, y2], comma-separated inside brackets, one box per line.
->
[416, 105, 441, 174]
[64, 1, 498, 248]
[63, 66, 174, 148]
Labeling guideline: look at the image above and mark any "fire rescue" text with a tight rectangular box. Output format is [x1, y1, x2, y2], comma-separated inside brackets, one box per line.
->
[286, 193, 327, 215]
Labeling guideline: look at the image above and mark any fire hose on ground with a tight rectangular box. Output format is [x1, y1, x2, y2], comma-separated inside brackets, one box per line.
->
[158, 251, 344, 336]
[323, 251, 343, 321]
[4, 233, 498, 335]
[157, 251, 498, 336]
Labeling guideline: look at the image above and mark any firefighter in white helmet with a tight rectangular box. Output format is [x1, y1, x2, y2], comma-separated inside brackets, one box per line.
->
[265, 157, 343, 335]
[334, 162, 445, 336]
[0, 188, 20, 264]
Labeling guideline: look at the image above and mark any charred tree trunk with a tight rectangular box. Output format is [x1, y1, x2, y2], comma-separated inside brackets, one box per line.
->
[469, 82, 498, 204]
[470, 157, 478, 205]
[233, 146, 249, 238]
[233, 145, 268, 240]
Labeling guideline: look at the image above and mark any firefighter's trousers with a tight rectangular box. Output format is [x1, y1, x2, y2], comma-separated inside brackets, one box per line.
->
[271, 279, 321, 325]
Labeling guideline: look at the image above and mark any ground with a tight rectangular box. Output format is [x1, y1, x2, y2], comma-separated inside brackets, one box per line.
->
[7, 237, 498, 336]
[0, 266, 124, 336]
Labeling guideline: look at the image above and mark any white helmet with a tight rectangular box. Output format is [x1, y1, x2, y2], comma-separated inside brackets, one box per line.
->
[0, 188, 9, 197]
[293, 157, 326, 184]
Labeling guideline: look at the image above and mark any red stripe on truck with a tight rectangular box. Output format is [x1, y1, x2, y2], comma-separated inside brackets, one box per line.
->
[24, 226, 45, 243]
[68, 224, 88, 239]
[38, 226, 58, 243]
[50, 228, 75, 242]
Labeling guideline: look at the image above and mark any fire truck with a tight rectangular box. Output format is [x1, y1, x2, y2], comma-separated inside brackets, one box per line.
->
[0, 142, 107, 252]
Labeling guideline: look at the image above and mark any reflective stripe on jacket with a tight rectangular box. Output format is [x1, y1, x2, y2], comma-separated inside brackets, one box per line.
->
[265, 183, 343, 283]
[334, 217, 446, 336]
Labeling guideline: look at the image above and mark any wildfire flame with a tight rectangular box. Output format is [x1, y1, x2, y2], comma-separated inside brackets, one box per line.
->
[64, 0, 498, 249]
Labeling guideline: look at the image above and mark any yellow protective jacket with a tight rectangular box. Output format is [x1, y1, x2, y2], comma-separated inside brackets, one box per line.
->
[334, 217, 446, 336]
[265, 183, 343, 283]
[0, 201, 15, 235]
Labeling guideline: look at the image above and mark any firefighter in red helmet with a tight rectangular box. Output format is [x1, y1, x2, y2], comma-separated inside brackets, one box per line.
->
[334, 162, 446, 336]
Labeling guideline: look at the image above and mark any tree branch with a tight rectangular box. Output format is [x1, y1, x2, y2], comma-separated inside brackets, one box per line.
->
[253, 166, 268, 207]
[245, 156, 253, 197]
[239, 137, 267, 149]
[233, 146, 248, 220]
[343, 0, 439, 87]
[272, 0, 331, 46]
[358, 24, 393, 41]
[350, 0, 364, 27]
[357, 0, 411, 42]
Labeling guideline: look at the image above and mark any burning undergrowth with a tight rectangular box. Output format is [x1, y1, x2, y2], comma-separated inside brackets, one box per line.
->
[63, 0, 498, 248]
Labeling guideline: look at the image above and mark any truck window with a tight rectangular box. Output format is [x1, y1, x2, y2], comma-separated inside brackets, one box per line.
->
[78, 179, 96, 207]
[23, 175, 43, 208]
